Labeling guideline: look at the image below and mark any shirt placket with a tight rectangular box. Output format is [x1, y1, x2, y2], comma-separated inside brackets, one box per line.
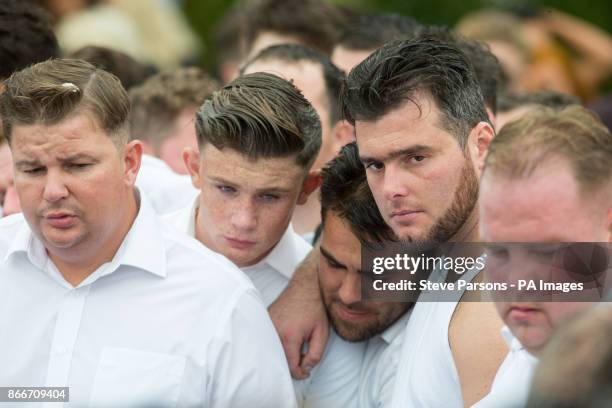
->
[43, 285, 91, 406]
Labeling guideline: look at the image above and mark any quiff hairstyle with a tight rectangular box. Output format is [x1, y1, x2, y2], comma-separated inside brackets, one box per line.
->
[195, 72, 321, 169]
[342, 37, 489, 148]
[320, 142, 395, 246]
[129, 67, 219, 147]
[485, 105, 612, 193]
[1, 58, 129, 147]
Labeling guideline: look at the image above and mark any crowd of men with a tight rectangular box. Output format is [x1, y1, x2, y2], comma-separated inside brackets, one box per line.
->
[0, 0, 611, 407]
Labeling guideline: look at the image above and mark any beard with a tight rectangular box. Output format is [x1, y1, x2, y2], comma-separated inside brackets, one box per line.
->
[323, 292, 411, 342]
[403, 157, 479, 244]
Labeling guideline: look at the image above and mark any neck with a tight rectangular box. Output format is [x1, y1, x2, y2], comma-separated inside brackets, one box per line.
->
[451, 206, 480, 243]
[49, 191, 139, 287]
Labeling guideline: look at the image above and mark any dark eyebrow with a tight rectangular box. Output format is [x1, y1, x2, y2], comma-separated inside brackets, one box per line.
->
[360, 145, 433, 164]
[320, 246, 347, 270]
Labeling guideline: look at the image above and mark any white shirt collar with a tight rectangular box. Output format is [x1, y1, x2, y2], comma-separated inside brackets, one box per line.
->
[380, 309, 413, 345]
[4, 190, 167, 283]
[242, 224, 308, 280]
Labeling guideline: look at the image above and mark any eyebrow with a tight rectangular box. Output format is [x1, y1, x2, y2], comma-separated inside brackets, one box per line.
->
[208, 175, 293, 194]
[359, 145, 433, 164]
[14, 159, 42, 169]
[320, 246, 347, 269]
[60, 153, 98, 163]
[320, 246, 365, 274]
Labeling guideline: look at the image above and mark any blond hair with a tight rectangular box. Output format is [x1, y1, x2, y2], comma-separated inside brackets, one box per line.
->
[485, 105, 612, 193]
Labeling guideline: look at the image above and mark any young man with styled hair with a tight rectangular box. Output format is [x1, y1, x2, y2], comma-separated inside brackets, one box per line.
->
[241, 43, 354, 238]
[0, 59, 296, 407]
[165, 72, 365, 407]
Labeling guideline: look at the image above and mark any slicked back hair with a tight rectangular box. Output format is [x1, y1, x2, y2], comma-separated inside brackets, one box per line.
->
[1, 58, 129, 147]
[419, 25, 503, 114]
[342, 37, 489, 148]
[241, 43, 345, 125]
[196, 72, 321, 169]
[337, 12, 422, 51]
[320, 142, 395, 245]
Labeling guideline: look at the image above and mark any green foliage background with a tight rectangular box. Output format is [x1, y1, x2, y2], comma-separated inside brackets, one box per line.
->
[183, 0, 612, 74]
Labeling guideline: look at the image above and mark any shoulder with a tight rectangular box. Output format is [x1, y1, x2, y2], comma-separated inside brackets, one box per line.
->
[0, 214, 28, 255]
[160, 221, 256, 295]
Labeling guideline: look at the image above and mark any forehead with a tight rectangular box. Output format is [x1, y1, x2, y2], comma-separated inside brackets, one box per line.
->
[244, 59, 326, 104]
[321, 212, 362, 265]
[200, 144, 306, 189]
[10, 112, 113, 156]
[354, 95, 459, 159]
[480, 160, 600, 242]
[331, 46, 372, 74]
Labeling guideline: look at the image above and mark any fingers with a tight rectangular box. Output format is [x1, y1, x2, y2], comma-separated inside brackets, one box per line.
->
[281, 330, 309, 380]
[300, 321, 329, 376]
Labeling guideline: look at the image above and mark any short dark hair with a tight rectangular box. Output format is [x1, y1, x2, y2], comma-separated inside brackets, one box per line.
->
[1, 59, 129, 146]
[320, 142, 395, 245]
[196, 72, 321, 169]
[342, 37, 489, 147]
[0, 0, 59, 79]
[498, 90, 581, 113]
[241, 43, 345, 124]
[419, 26, 503, 114]
[243, 0, 348, 55]
[337, 12, 422, 51]
[69, 46, 154, 91]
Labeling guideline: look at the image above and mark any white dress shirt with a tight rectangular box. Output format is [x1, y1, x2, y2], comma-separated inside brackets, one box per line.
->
[0, 194, 296, 408]
[135, 154, 198, 214]
[390, 266, 538, 408]
[472, 327, 539, 408]
[164, 197, 312, 307]
[165, 198, 366, 407]
[358, 311, 412, 408]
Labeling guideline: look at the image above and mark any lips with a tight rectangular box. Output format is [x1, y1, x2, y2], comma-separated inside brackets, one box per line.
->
[334, 303, 374, 322]
[43, 212, 77, 229]
[390, 210, 423, 223]
[507, 305, 539, 323]
[223, 236, 256, 250]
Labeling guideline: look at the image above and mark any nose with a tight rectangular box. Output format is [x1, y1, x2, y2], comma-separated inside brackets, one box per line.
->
[338, 271, 362, 306]
[2, 184, 21, 216]
[42, 170, 69, 203]
[229, 199, 257, 232]
[382, 164, 409, 201]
